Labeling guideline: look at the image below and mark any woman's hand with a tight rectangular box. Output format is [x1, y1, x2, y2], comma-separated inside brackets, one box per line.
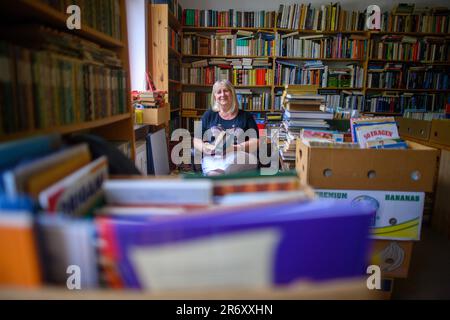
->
[202, 142, 216, 156]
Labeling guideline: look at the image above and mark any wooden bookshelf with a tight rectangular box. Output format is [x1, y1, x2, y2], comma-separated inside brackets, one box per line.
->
[174, 4, 450, 122]
[365, 27, 450, 115]
[0, 0, 124, 48]
[148, 3, 183, 130]
[0, 0, 136, 158]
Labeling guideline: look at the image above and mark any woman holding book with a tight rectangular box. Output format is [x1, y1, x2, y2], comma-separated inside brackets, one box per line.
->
[193, 80, 259, 176]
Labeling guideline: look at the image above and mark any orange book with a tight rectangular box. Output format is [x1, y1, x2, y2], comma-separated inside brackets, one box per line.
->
[0, 213, 42, 287]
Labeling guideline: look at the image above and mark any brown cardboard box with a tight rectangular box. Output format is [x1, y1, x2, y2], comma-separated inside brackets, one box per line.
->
[396, 117, 432, 142]
[429, 119, 450, 147]
[370, 240, 413, 278]
[142, 103, 169, 125]
[296, 139, 439, 192]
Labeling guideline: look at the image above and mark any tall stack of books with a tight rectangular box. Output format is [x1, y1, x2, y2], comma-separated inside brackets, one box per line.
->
[278, 85, 331, 168]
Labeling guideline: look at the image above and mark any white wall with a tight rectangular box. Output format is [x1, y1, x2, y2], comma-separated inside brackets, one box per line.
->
[180, 0, 449, 11]
[126, 0, 147, 92]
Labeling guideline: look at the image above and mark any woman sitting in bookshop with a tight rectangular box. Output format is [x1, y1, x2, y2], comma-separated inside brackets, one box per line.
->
[193, 80, 259, 176]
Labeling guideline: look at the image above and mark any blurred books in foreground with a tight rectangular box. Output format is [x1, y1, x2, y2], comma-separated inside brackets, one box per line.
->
[1, 133, 374, 294]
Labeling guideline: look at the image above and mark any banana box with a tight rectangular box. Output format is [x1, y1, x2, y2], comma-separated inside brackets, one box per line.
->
[316, 190, 424, 240]
[370, 240, 414, 278]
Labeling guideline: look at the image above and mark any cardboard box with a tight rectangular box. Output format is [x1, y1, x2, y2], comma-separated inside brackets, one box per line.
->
[141, 103, 169, 126]
[370, 240, 414, 278]
[296, 139, 439, 192]
[429, 119, 450, 147]
[396, 117, 431, 142]
[316, 189, 424, 240]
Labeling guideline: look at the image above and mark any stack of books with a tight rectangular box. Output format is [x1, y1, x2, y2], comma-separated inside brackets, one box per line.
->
[279, 85, 331, 166]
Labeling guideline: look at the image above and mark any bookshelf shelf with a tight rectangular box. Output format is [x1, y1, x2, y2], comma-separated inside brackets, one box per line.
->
[276, 86, 363, 90]
[0, 0, 125, 48]
[183, 54, 274, 59]
[276, 29, 368, 35]
[366, 88, 450, 93]
[169, 79, 182, 85]
[0, 114, 132, 143]
[182, 84, 273, 88]
[182, 26, 274, 32]
[177, 4, 450, 124]
[362, 112, 403, 116]
[275, 57, 365, 62]
[0, 0, 136, 156]
[182, 114, 202, 118]
[368, 59, 450, 65]
[370, 31, 450, 37]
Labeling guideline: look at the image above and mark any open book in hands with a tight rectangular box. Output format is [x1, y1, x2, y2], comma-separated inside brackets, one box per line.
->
[203, 131, 240, 157]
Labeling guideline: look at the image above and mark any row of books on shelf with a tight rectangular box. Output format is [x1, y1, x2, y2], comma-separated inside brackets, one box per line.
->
[369, 35, 449, 62]
[380, 7, 450, 33]
[182, 30, 275, 56]
[236, 90, 272, 111]
[405, 67, 449, 89]
[169, 27, 181, 53]
[185, 57, 271, 68]
[0, 31, 127, 135]
[367, 64, 449, 90]
[181, 92, 211, 110]
[1, 133, 381, 290]
[180, 35, 446, 62]
[181, 65, 274, 86]
[180, 3, 450, 33]
[39, 0, 123, 40]
[276, 33, 367, 59]
[365, 92, 449, 114]
[319, 89, 365, 115]
[403, 110, 449, 120]
[182, 9, 277, 28]
[276, 3, 366, 31]
[275, 60, 364, 88]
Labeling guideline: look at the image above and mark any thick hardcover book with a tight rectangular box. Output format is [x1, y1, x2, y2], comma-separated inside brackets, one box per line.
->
[38, 156, 108, 217]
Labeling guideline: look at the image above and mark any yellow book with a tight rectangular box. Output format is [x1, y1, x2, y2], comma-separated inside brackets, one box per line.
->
[26, 147, 91, 197]
[331, 7, 336, 31]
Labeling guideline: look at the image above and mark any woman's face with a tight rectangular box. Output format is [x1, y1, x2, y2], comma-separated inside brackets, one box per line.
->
[214, 85, 232, 110]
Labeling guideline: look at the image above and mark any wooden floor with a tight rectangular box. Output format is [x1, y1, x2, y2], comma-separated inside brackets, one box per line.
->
[393, 223, 450, 299]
